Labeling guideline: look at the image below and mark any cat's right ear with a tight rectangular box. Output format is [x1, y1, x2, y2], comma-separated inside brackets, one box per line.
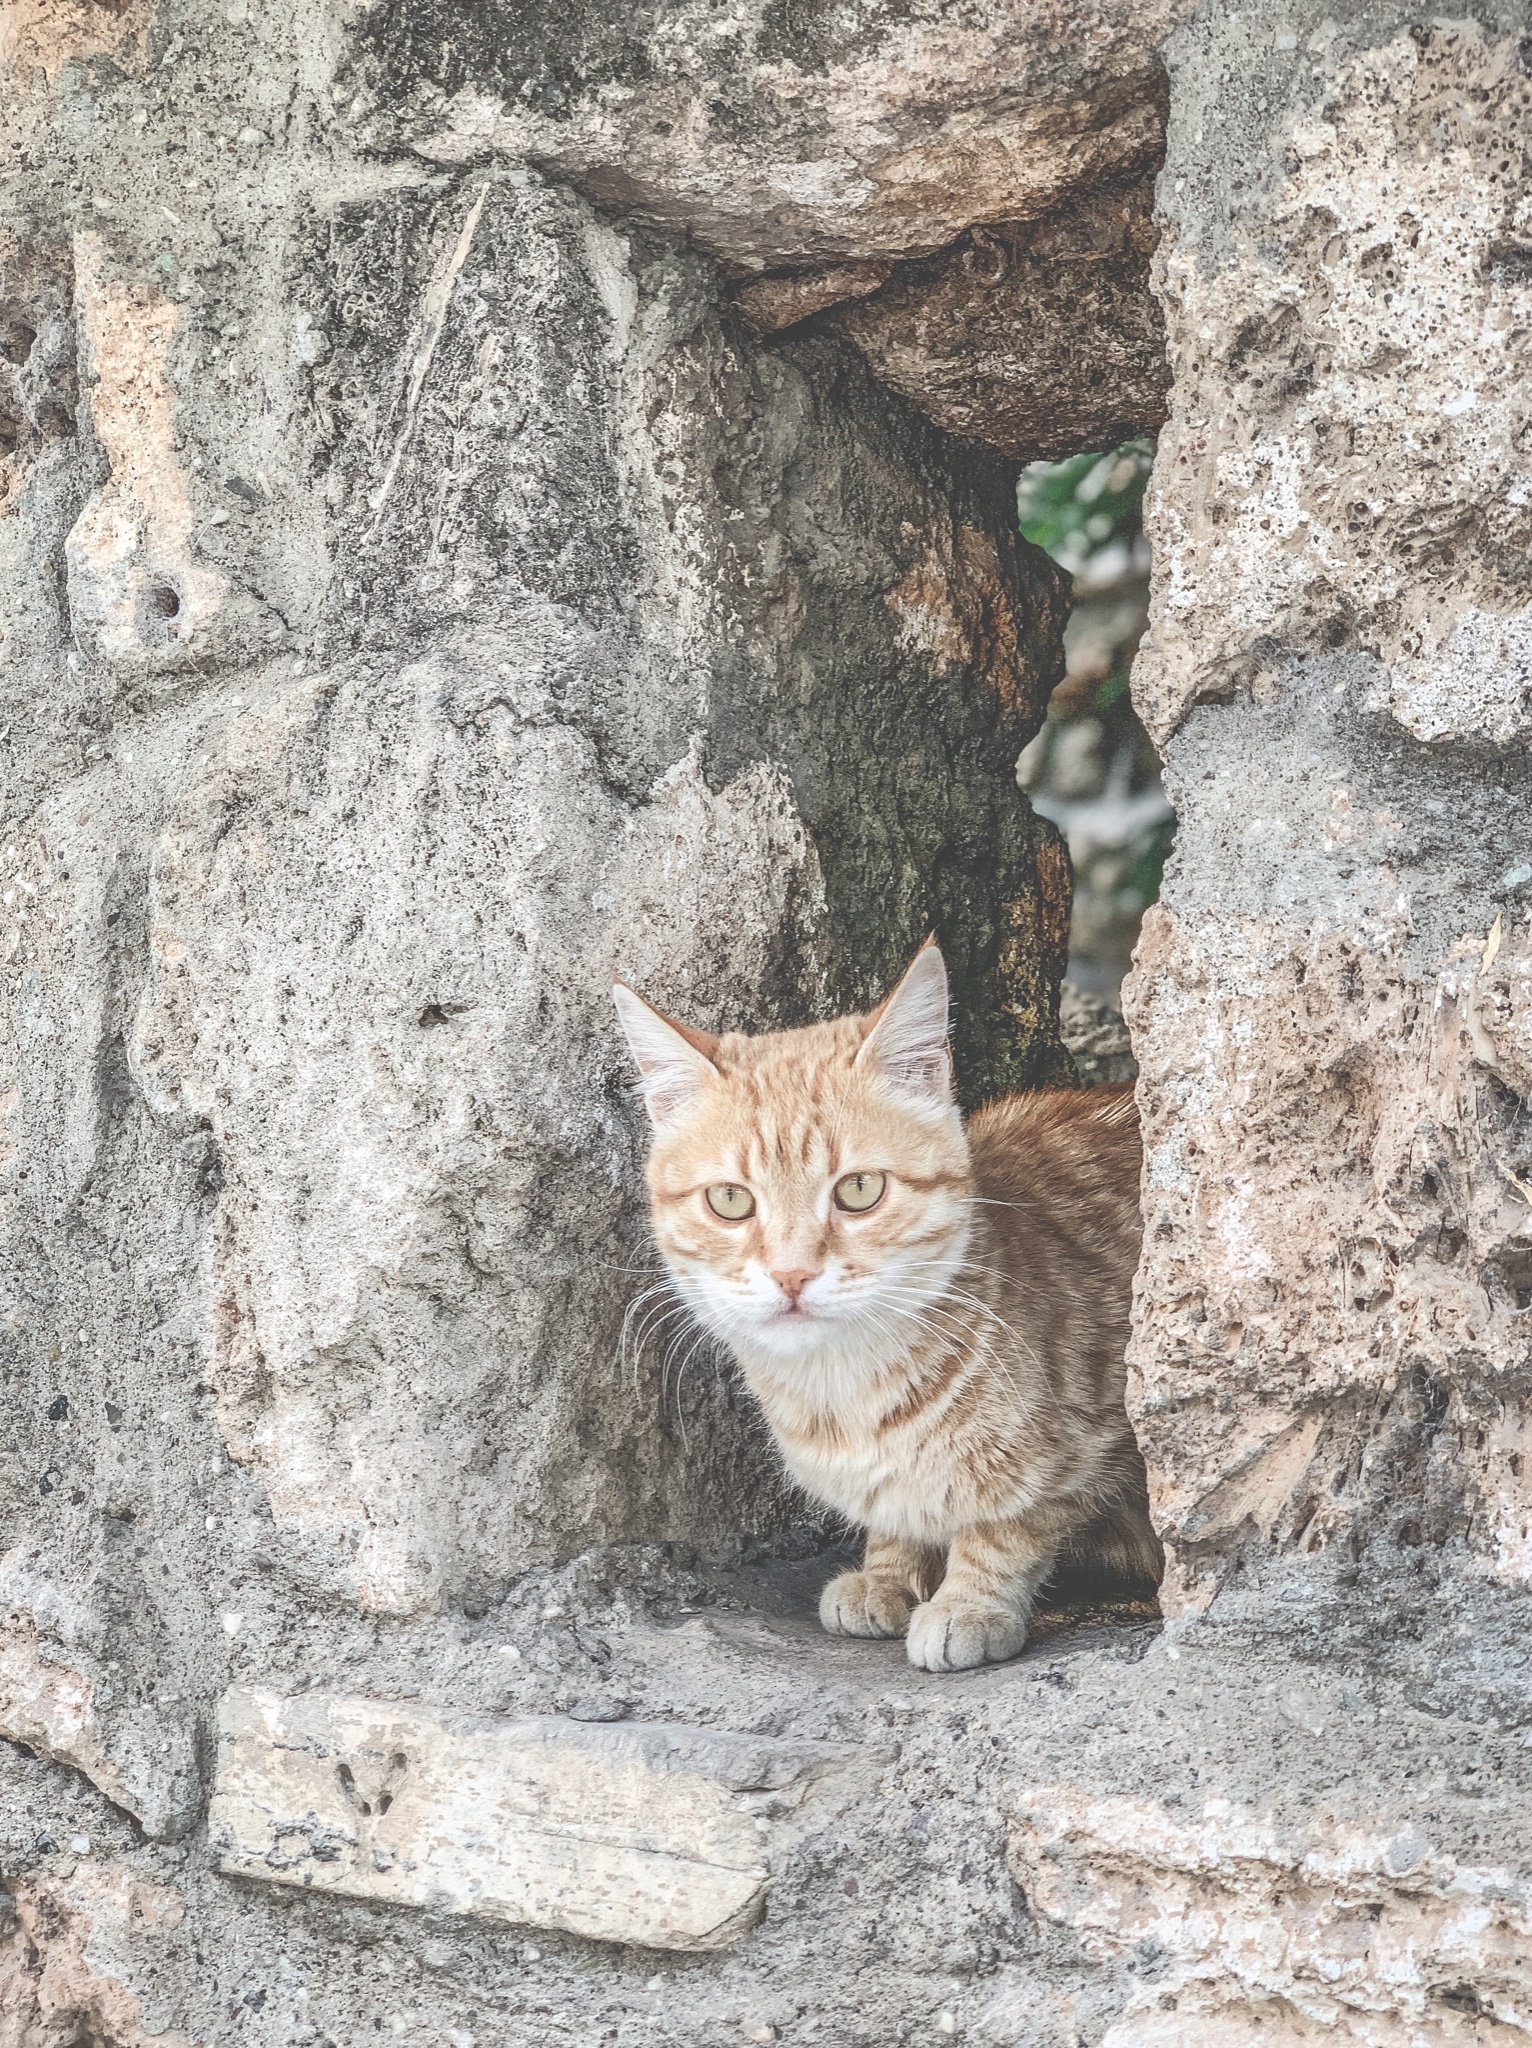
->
[855, 938, 954, 1104]
[612, 985, 721, 1125]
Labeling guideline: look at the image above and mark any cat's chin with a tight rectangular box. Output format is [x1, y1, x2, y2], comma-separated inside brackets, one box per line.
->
[740, 1313, 836, 1360]
[674, 1278, 840, 1361]
[723, 1307, 883, 1371]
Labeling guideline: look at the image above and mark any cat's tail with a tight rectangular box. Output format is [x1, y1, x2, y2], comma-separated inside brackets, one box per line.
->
[1057, 1495, 1165, 1592]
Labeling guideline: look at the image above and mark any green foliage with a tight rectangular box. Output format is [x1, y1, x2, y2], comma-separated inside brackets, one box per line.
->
[1016, 437, 1153, 578]
[1126, 816, 1176, 913]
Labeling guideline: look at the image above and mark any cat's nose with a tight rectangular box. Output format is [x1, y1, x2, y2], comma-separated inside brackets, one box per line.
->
[770, 1268, 818, 1304]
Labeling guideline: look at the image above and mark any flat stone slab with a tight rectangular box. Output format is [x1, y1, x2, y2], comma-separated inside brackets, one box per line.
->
[209, 1688, 868, 1950]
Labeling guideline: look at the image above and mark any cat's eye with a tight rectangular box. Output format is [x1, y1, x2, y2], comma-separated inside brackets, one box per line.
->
[705, 1182, 756, 1221]
[833, 1170, 886, 1214]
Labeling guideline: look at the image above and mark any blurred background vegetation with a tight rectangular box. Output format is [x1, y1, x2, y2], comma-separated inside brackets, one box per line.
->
[1017, 437, 1173, 1032]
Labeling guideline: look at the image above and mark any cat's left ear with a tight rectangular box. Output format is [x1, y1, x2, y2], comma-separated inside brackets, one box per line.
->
[855, 938, 953, 1104]
[613, 984, 721, 1125]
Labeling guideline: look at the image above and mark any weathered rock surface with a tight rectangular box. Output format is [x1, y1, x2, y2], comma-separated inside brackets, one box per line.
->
[1133, 17, 1532, 750]
[833, 176, 1169, 462]
[0, 0, 1086, 2024]
[5, 1545, 1531, 2046]
[365, 6, 1175, 467]
[0, 1599, 196, 1842]
[1012, 1783, 1532, 2044]
[210, 1686, 872, 1950]
[731, 259, 895, 335]
[4, 0, 1532, 2038]
[372, 1, 1186, 270]
[3, 51, 1073, 1850]
[1125, 8, 1532, 1629]
[0, 1866, 193, 2048]
[1057, 982, 1137, 1087]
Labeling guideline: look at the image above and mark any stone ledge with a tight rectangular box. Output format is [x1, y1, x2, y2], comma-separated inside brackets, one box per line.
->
[208, 1688, 873, 1952]
[1009, 1783, 1532, 2043]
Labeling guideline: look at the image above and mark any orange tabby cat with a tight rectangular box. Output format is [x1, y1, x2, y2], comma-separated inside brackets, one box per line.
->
[613, 942, 1160, 1671]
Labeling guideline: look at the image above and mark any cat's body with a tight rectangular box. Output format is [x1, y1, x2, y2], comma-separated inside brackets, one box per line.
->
[615, 945, 1160, 1671]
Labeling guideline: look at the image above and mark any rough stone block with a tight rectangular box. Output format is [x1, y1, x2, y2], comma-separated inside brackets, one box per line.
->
[0, 1867, 191, 2048]
[1010, 1783, 1532, 2045]
[209, 1688, 870, 1951]
[0, 1553, 201, 1841]
[1125, 12, 1532, 1614]
[833, 177, 1169, 463]
[371, 1, 1188, 268]
[1135, 21, 1532, 750]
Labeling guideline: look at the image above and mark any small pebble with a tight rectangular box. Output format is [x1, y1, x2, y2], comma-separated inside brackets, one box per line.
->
[1278, 1688, 1326, 1737]
[1383, 1828, 1431, 1878]
[221, 1611, 244, 1636]
[68, 1835, 91, 1854]
[937, 2016, 957, 2038]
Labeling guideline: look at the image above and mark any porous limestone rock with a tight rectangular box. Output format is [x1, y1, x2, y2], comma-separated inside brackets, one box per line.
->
[209, 1686, 873, 1950]
[0, 1575, 198, 1842]
[7, 1552, 1532, 2046]
[1057, 982, 1138, 1088]
[366, 5, 1177, 467]
[1125, 7, 1532, 1632]
[1011, 1783, 1532, 2044]
[0, 1866, 192, 2048]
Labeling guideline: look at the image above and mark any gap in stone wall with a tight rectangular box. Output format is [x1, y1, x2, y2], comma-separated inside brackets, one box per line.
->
[1016, 438, 1173, 1085]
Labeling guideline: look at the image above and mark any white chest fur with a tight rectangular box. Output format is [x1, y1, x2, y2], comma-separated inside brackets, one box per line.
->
[765, 1404, 956, 1546]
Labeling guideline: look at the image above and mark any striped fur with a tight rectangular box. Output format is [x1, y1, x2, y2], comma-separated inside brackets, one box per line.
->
[614, 943, 1161, 1671]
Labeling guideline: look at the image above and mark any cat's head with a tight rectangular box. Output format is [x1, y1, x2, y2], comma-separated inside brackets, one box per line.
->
[613, 943, 972, 1368]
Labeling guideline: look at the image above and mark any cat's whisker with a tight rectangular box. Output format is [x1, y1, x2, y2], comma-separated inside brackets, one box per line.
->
[622, 1278, 677, 1334]
[618, 1284, 668, 1378]
[661, 1322, 733, 1450]
[622, 1281, 693, 1394]
[853, 1309, 1025, 1415]
[629, 1303, 689, 1385]
[860, 1287, 1015, 1366]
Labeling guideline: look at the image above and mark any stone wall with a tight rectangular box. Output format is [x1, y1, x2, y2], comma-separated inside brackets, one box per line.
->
[1, 0, 1081, 1836]
[3, 2, 1532, 2044]
[1126, 6, 1532, 1646]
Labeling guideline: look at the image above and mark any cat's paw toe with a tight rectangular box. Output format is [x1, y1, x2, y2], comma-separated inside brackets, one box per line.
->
[905, 1599, 1027, 1672]
[819, 1570, 916, 1639]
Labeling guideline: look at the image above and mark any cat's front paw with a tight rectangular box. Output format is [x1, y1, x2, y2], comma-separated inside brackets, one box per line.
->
[905, 1597, 1027, 1672]
[819, 1569, 917, 1639]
